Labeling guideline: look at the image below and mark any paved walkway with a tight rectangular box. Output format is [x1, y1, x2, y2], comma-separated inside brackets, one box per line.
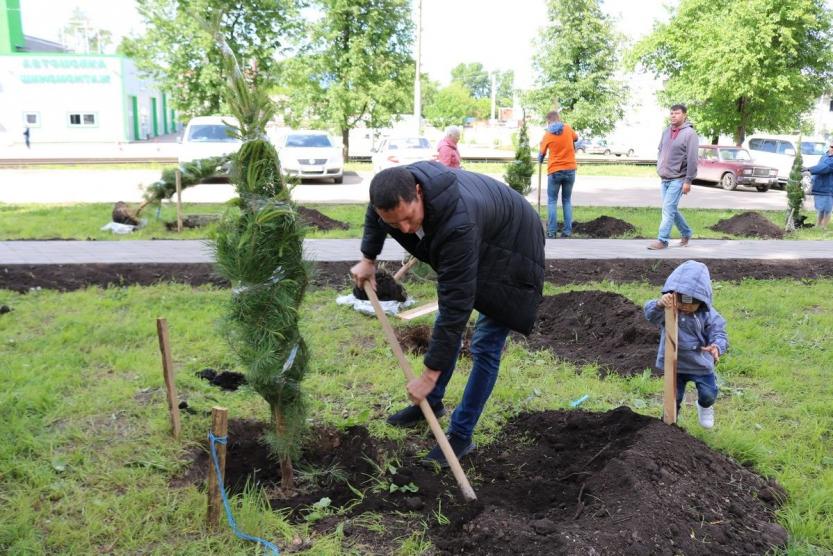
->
[1, 238, 830, 265]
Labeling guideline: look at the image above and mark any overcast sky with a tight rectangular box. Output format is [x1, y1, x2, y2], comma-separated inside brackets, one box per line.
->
[19, 0, 671, 87]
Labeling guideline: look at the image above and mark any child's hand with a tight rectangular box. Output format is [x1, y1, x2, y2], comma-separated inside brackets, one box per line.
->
[657, 293, 676, 308]
[701, 344, 720, 363]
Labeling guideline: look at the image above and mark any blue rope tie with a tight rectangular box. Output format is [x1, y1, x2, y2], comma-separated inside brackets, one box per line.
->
[209, 432, 281, 555]
[570, 394, 590, 408]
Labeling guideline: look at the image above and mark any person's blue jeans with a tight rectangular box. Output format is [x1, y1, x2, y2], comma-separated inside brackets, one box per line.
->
[427, 313, 510, 441]
[676, 372, 718, 412]
[658, 178, 692, 244]
[547, 170, 576, 236]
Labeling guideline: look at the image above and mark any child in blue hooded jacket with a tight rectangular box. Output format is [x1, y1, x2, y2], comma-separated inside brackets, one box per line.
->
[644, 260, 728, 428]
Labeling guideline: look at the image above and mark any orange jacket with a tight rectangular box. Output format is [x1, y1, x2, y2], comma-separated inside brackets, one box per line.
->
[539, 123, 578, 174]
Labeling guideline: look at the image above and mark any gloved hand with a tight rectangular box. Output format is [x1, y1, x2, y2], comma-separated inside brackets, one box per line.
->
[538, 153, 545, 164]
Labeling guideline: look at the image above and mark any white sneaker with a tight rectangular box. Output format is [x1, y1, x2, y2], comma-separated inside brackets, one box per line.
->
[697, 403, 715, 429]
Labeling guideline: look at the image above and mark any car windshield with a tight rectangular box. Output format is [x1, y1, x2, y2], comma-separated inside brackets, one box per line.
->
[187, 124, 237, 142]
[719, 148, 752, 161]
[286, 134, 332, 148]
[388, 138, 430, 150]
[801, 142, 826, 156]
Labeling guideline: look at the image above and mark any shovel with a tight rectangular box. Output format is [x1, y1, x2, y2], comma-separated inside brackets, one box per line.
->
[536, 160, 543, 218]
[363, 283, 477, 502]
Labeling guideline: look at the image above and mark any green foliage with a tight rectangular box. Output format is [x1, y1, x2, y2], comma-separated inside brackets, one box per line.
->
[278, 0, 414, 154]
[450, 62, 490, 99]
[504, 118, 535, 195]
[141, 157, 227, 206]
[424, 83, 477, 129]
[121, 0, 301, 118]
[209, 22, 309, 478]
[632, 0, 833, 144]
[529, 0, 626, 136]
[786, 141, 806, 223]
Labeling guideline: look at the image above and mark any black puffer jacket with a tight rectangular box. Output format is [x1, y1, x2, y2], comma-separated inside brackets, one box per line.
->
[361, 161, 545, 372]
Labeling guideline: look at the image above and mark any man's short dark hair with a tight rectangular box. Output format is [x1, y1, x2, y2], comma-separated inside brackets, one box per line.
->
[670, 103, 688, 113]
[546, 110, 560, 122]
[369, 166, 418, 210]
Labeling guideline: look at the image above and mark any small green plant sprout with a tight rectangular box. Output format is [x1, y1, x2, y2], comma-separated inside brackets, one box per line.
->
[303, 497, 333, 523]
[432, 499, 451, 526]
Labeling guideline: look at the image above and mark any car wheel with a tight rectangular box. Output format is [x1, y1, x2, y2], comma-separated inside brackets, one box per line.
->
[756, 184, 770, 192]
[603, 149, 611, 156]
[627, 149, 634, 157]
[720, 172, 737, 191]
[577, 148, 585, 154]
[333, 176, 343, 184]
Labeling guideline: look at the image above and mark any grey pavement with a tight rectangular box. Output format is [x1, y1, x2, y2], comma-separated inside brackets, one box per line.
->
[1, 238, 830, 265]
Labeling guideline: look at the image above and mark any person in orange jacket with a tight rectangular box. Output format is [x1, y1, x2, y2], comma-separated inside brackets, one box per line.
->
[538, 111, 578, 238]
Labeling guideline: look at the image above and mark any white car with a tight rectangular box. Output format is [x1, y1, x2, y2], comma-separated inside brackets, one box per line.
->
[178, 116, 241, 164]
[743, 134, 826, 186]
[278, 131, 344, 183]
[372, 136, 436, 174]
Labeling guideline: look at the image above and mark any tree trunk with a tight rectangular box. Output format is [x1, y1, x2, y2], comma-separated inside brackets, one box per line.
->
[711, 136, 718, 145]
[273, 406, 294, 491]
[341, 127, 350, 161]
[734, 96, 748, 146]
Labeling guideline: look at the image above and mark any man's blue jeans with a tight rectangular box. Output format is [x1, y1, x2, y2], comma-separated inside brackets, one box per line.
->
[658, 178, 692, 244]
[676, 372, 718, 412]
[548, 170, 576, 236]
[427, 313, 510, 441]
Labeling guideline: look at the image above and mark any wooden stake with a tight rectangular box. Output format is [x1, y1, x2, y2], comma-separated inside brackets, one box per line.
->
[397, 300, 439, 321]
[156, 318, 181, 439]
[175, 169, 183, 233]
[536, 161, 542, 217]
[363, 283, 477, 502]
[663, 301, 679, 425]
[207, 406, 228, 528]
[393, 256, 419, 282]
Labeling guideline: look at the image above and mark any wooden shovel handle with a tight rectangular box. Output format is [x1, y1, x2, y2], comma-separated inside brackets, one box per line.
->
[363, 283, 477, 502]
[393, 256, 419, 282]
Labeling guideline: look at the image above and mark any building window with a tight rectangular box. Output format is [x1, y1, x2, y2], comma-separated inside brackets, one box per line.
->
[829, 99, 833, 112]
[68, 113, 97, 127]
[23, 112, 40, 127]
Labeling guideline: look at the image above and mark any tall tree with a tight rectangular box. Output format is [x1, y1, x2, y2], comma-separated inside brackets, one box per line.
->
[451, 62, 491, 99]
[529, 0, 626, 136]
[121, 0, 300, 119]
[632, 0, 833, 144]
[423, 82, 476, 129]
[495, 69, 514, 107]
[279, 0, 414, 155]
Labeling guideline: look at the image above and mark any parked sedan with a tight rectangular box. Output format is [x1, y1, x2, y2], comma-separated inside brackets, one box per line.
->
[278, 131, 344, 183]
[371, 136, 436, 174]
[581, 138, 635, 157]
[696, 145, 778, 192]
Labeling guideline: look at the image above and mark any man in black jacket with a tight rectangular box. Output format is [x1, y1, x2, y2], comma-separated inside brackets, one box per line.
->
[351, 161, 545, 466]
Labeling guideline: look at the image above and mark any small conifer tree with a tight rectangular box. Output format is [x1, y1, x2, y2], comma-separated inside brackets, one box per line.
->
[504, 116, 535, 196]
[785, 138, 805, 231]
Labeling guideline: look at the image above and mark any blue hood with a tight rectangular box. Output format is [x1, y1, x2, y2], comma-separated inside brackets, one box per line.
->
[547, 122, 564, 135]
[661, 260, 713, 308]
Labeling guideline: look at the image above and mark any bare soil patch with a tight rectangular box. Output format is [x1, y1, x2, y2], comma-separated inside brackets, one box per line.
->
[297, 206, 350, 231]
[174, 407, 787, 555]
[571, 216, 636, 238]
[523, 291, 658, 377]
[710, 211, 785, 239]
[352, 270, 407, 302]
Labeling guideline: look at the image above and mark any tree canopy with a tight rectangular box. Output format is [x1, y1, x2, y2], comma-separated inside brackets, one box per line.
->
[423, 82, 478, 129]
[632, 0, 833, 144]
[529, 0, 626, 136]
[121, 0, 301, 119]
[450, 62, 491, 99]
[278, 0, 414, 154]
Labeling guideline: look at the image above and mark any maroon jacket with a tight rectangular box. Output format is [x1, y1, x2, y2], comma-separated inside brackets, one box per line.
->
[437, 137, 461, 168]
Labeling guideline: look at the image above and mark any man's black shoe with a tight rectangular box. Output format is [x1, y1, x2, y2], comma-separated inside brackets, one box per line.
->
[421, 433, 476, 468]
[386, 402, 446, 428]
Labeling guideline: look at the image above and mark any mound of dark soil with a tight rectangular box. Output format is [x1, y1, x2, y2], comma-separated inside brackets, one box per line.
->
[195, 368, 246, 391]
[353, 270, 407, 302]
[572, 216, 636, 238]
[298, 206, 350, 231]
[112, 201, 140, 226]
[710, 211, 784, 239]
[0, 305, 10, 315]
[164, 214, 220, 231]
[175, 408, 787, 555]
[395, 324, 473, 358]
[524, 290, 658, 377]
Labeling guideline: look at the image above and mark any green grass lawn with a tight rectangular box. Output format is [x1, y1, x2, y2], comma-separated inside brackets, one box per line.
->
[2, 202, 830, 241]
[1, 278, 831, 554]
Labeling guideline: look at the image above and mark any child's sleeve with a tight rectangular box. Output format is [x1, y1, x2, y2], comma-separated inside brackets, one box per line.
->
[705, 309, 729, 354]
[644, 299, 665, 326]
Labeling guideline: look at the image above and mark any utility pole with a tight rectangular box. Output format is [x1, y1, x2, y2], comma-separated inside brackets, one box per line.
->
[490, 71, 497, 123]
[413, 0, 422, 134]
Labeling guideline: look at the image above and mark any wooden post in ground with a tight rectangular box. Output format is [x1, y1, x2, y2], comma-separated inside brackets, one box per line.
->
[156, 318, 181, 439]
[175, 169, 183, 233]
[393, 256, 418, 282]
[663, 301, 679, 425]
[207, 406, 228, 528]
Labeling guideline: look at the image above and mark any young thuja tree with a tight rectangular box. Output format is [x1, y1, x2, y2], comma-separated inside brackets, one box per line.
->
[211, 30, 308, 490]
[785, 139, 805, 231]
[504, 116, 534, 196]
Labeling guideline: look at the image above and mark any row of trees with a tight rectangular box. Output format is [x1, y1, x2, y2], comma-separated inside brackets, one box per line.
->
[122, 0, 833, 152]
